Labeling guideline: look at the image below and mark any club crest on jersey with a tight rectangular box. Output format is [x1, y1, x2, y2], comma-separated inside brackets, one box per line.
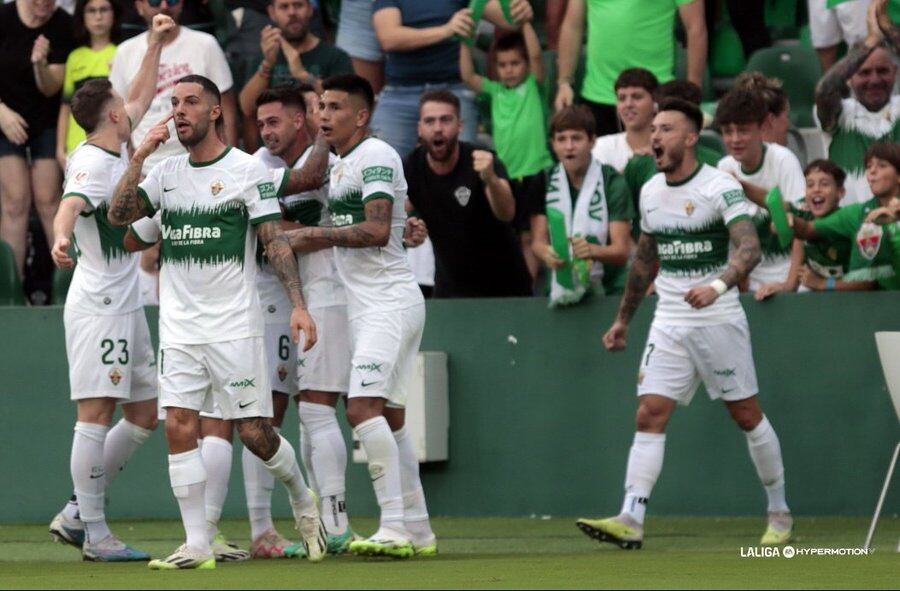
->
[73, 170, 90, 185]
[109, 368, 122, 386]
[856, 222, 883, 260]
[684, 200, 695, 216]
[278, 364, 288, 382]
[454, 186, 471, 207]
[210, 180, 225, 196]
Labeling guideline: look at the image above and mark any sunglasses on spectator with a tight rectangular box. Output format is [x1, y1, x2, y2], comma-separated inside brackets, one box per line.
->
[84, 6, 112, 15]
[146, 0, 180, 7]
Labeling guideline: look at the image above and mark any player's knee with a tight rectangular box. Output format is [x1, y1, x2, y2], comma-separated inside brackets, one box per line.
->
[236, 418, 279, 459]
[164, 409, 198, 446]
[345, 405, 377, 428]
[731, 409, 762, 432]
[635, 401, 669, 432]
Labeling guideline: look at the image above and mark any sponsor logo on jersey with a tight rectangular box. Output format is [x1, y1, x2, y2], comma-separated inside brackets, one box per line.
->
[713, 368, 736, 377]
[684, 200, 696, 216]
[355, 362, 383, 373]
[161, 224, 223, 241]
[856, 222, 883, 260]
[454, 186, 471, 207]
[257, 181, 277, 200]
[211, 180, 225, 196]
[657, 240, 714, 257]
[722, 189, 745, 207]
[73, 170, 90, 185]
[362, 166, 394, 184]
[109, 368, 122, 386]
[278, 364, 288, 382]
[229, 378, 257, 389]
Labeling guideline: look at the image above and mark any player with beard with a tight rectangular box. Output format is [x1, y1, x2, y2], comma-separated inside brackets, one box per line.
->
[108, 74, 332, 569]
[815, 0, 900, 204]
[403, 90, 532, 298]
[577, 98, 793, 549]
[285, 74, 435, 558]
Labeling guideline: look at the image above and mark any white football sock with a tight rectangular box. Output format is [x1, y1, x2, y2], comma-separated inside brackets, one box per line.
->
[71, 422, 111, 543]
[299, 402, 348, 535]
[299, 419, 319, 494]
[353, 416, 404, 534]
[242, 443, 275, 541]
[394, 425, 433, 542]
[620, 431, 666, 525]
[262, 434, 316, 513]
[103, 419, 152, 487]
[169, 449, 209, 552]
[744, 415, 789, 513]
[200, 436, 232, 540]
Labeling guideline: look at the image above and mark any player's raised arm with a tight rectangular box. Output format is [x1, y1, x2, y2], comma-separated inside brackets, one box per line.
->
[281, 133, 331, 194]
[124, 15, 175, 126]
[257, 220, 318, 350]
[286, 198, 392, 253]
[603, 232, 659, 351]
[109, 115, 171, 226]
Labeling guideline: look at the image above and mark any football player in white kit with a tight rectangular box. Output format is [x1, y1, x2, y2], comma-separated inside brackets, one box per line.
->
[579, 98, 792, 549]
[47, 15, 175, 562]
[285, 75, 436, 558]
[108, 74, 331, 569]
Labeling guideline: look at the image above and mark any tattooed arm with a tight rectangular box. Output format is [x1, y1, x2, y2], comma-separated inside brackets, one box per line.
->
[602, 232, 658, 351]
[257, 220, 318, 350]
[683, 218, 761, 309]
[281, 134, 330, 194]
[108, 114, 172, 226]
[286, 198, 392, 252]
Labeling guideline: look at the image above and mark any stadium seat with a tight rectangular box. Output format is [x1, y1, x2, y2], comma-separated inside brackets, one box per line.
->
[51, 266, 75, 306]
[744, 45, 822, 128]
[698, 130, 726, 159]
[710, 22, 747, 78]
[0, 241, 25, 306]
[674, 44, 716, 101]
[765, 0, 799, 41]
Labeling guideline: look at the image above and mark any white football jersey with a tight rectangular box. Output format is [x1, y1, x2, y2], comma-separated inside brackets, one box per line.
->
[327, 137, 423, 319]
[640, 164, 752, 327]
[62, 143, 141, 315]
[138, 147, 283, 345]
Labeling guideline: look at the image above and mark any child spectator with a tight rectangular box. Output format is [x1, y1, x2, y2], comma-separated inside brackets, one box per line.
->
[56, 0, 121, 171]
[591, 68, 658, 173]
[715, 88, 806, 297]
[460, 23, 553, 277]
[792, 141, 900, 290]
[528, 105, 634, 303]
[734, 72, 791, 148]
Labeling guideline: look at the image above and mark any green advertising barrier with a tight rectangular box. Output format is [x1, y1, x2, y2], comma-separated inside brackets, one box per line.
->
[1, 293, 898, 524]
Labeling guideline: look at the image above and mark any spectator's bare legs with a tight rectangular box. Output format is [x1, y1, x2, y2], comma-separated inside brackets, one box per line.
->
[352, 58, 384, 94]
[0, 155, 33, 275]
[31, 158, 62, 253]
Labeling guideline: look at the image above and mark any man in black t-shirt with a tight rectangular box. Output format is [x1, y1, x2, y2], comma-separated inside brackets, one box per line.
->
[404, 90, 533, 298]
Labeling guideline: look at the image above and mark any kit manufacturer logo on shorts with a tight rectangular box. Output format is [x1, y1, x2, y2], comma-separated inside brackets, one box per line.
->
[108, 368, 122, 386]
[454, 186, 471, 207]
[210, 180, 225, 196]
[229, 378, 257, 389]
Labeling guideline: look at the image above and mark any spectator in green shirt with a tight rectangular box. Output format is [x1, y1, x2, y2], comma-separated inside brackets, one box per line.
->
[791, 141, 900, 290]
[554, 0, 707, 137]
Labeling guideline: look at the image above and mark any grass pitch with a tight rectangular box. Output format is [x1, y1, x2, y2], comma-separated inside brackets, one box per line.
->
[0, 516, 897, 589]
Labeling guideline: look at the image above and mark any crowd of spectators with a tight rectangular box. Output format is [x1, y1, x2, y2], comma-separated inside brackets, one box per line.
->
[0, 0, 898, 305]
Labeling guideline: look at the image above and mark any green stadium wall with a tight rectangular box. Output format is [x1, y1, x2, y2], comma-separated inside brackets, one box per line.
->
[1, 293, 899, 524]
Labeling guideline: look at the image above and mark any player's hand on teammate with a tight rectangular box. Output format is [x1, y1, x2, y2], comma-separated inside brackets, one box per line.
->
[135, 114, 172, 160]
[684, 285, 719, 309]
[571, 236, 594, 260]
[535, 242, 563, 269]
[472, 150, 496, 183]
[149, 14, 176, 45]
[403, 216, 428, 248]
[291, 306, 318, 352]
[51, 236, 75, 269]
[602, 320, 628, 351]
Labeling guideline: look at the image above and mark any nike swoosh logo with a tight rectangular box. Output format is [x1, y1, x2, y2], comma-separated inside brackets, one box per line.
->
[163, 187, 176, 192]
[721, 388, 735, 394]
[646, 207, 659, 214]
[89, 472, 106, 479]
[361, 380, 380, 387]
[238, 400, 255, 409]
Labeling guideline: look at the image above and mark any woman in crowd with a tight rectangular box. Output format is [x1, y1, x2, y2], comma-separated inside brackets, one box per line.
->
[55, 0, 120, 170]
[0, 0, 74, 277]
